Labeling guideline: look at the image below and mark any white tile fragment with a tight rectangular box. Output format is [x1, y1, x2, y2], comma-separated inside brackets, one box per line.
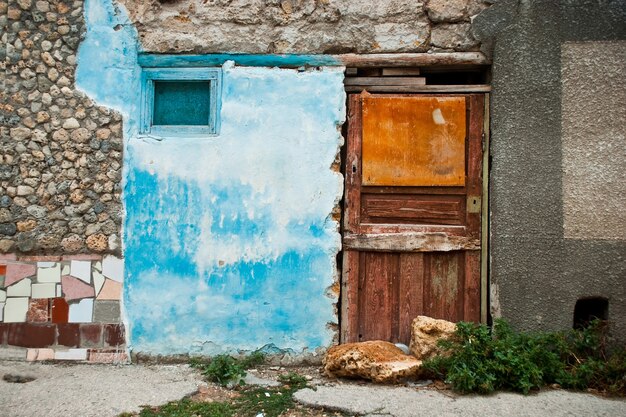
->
[94, 261, 102, 272]
[102, 256, 124, 282]
[54, 348, 88, 361]
[0, 303, 4, 321]
[0, 290, 5, 302]
[70, 260, 91, 283]
[61, 263, 70, 275]
[37, 263, 61, 283]
[4, 297, 29, 322]
[7, 278, 31, 297]
[32, 283, 57, 298]
[68, 298, 94, 323]
[56, 284, 62, 297]
[37, 262, 56, 268]
[93, 270, 106, 296]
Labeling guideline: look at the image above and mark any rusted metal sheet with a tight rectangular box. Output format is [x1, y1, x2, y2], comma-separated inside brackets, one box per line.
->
[361, 96, 467, 187]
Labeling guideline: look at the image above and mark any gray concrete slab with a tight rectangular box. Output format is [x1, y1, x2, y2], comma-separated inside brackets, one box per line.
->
[294, 383, 626, 417]
[0, 360, 203, 417]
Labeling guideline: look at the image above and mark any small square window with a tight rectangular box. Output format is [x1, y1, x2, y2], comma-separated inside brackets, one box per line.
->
[140, 68, 221, 136]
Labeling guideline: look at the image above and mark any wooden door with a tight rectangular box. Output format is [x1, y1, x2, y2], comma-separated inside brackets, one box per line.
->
[341, 93, 485, 345]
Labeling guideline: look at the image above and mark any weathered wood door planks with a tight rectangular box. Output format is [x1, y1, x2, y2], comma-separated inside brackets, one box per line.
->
[341, 93, 485, 345]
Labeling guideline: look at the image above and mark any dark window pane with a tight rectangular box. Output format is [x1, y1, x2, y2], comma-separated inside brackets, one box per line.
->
[153, 81, 211, 126]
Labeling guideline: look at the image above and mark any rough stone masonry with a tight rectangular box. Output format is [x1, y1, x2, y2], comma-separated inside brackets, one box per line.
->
[1, 0, 123, 256]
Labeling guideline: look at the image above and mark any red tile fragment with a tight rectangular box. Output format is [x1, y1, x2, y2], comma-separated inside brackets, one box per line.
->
[57, 323, 80, 347]
[51, 298, 69, 323]
[26, 299, 49, 322]
[103, 324, 125, 347]
[7, 323, 55, 348]
[0, 265, 6, 275]
[4, 263, 37, 287]
[80, 323, 103, 347]
[0, 323, 8, 345]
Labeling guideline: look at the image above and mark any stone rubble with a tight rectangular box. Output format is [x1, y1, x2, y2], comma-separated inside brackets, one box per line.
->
[323, 340, 422, 383]
[323, 316, 458, 383]
[409, 315, 457, 361]
[118, 0, 491, 54]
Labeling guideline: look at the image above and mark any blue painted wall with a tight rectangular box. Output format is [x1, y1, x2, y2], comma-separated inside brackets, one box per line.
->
[77, 0, 346, 355]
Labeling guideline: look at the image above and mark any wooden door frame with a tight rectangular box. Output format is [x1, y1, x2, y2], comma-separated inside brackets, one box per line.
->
[339, 88, 491, 343]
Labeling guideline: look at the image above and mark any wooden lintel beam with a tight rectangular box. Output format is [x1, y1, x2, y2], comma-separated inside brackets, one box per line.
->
[343, 233, 480, 252]
[334, 52, 490, 68]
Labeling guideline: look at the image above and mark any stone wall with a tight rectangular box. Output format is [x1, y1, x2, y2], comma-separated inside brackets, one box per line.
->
[1, 0, 123, 256]
[119, 0, 492, 54]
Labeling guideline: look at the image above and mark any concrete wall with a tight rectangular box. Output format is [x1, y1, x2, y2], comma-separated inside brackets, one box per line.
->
[474, 0, 626, 341]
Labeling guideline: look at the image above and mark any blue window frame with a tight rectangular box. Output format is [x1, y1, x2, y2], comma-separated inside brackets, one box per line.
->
[140, 67, 221, 136]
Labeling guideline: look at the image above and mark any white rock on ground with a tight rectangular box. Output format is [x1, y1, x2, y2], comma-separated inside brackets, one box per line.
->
[409, 315, 457, 360]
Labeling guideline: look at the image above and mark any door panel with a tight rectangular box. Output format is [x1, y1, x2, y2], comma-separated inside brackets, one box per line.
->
[341, 92, 484, 345]
[361, 96, 467, 187]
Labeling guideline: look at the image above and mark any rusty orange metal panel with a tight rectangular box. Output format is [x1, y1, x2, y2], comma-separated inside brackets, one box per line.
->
[361, 96, 467, 186]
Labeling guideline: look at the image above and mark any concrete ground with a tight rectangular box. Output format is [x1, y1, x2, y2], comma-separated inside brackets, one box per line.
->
[1, 359, 625, 417]
[0, 360, 202, 417]
[294, 383, 626, 417]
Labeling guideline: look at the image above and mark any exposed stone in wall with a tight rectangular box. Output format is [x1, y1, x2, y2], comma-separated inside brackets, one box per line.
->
[119, 0, 492, 54]
[1, 0, 123, 255]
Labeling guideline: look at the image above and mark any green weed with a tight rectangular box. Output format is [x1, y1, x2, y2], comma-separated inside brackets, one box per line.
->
[189, 351, 266, 387]
[423, 319, 626, 395]
[125, 371, 310, 417]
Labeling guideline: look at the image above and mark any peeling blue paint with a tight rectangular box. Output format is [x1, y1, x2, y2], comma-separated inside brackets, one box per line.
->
[77, 0, 346, 356]
[76, 0, 141, 136]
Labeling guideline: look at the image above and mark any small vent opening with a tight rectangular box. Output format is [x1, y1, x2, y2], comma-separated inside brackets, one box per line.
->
[573, 297, 608, 330]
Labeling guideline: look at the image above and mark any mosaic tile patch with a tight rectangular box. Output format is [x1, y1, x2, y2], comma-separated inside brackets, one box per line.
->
[0, 256, 126, 363]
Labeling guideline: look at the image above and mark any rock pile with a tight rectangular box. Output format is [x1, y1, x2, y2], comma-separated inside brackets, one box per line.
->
[324, 316, 457, 383]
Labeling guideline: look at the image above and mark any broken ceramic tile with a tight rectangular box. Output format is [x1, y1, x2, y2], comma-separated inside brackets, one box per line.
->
[36, 348, 55, 361]
[102, 256, 123, 282]
[51, 297, 69, 323]
[6, 278, 31, 297]
[0, 289, 5, 302]
[54, 348, 88, 361]
[96, 279, 122, 300]
[4, 297, 29, 322]
[68, 298, 94, 323]
[37, 263, 61, 283]
[94, 261, 102, 272]
[61, 263, 70, 276]
[26, 299, 49, 322]
[37, 262, 56, 268]
[0, 302, 4, 321]
[4, 264, 36, 287]
[56, 284, 62, 297]
[31, 283, 57, 299]
[93, 300, 121, 323]
[70, 260, 91, 283]
[93, 270, 105, 297]
[62, 275, 95, 302]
